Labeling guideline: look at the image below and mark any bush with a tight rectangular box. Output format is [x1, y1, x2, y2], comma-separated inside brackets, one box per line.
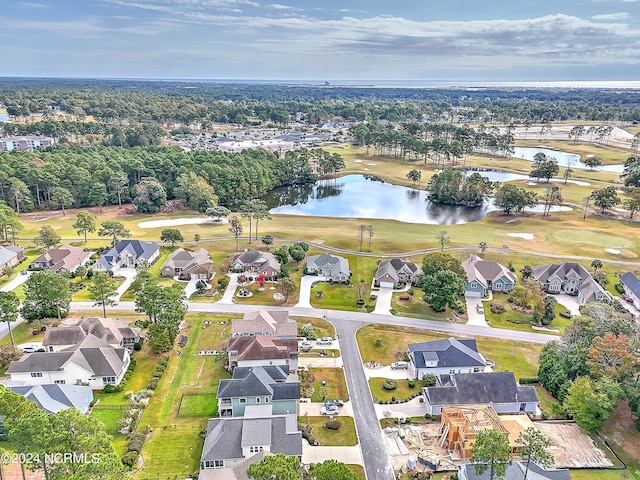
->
[126, 433, 146, 454]
[382, 380, 397, 391]
[421, 374, 436, 386]
[133, 341, 142, 351]
[375, 338, 383, 347]
[147, 378, 159, 390]
[325, 419, 342, 431]
[408, 380, 416, 388]
[121, 451, 139, 469]
[615, 283, 625, 294]
[519, 376, 540, 384]
[490, 302, 506, 314]
[103, 385, 116, 393]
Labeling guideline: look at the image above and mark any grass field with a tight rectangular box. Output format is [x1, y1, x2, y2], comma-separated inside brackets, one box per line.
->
[299, 415, 358, 446]
[177, 393, 218, 417]
[483, 295, 570, 335]
[309, 368, 349, 402]
[357, 324, 542, 379]
[369, 377, 431, 402]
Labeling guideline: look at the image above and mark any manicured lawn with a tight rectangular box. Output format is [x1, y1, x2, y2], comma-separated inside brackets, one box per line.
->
[311, 282, 370, 312]
[177, 393, 218, 417]
[346, 464, 366, 479]
[91, 407, 124, 433]
[357, 324, 542, 379]
[233, 281, 287, 306]
[369, 377, 430, 403]
[391, 292, 449, 318]
[299, 415, 358, 446]
[300, 349, 341, 358]
[0, 255, 35, 289]
[570, 470, 632, 480]
[0, 321, 45, 347]
[294, 315, 336, 339]
[71, 277, 125, 301]
[308, 368, 349, 402]
[535, 385, 561, 417]
[483, 294, 571, 335]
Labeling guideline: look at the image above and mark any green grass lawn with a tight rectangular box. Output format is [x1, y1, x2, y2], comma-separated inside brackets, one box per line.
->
[0, 256, 35, 289]
[357, 324, 542, 379]
[310, 282, 371, 312]
[0, 321, 45, 347]
[483, 294, 571, 335]
[233, 281, 287, 306]
[369, 377, 430, 402]
[177, 393, 218, 417]
[90, 407, 124, 433]
[308, 368, 349, 402]
[299, 415, 358, 446]
[300, 349, 341, 358]
[346, 464, 366, 479]
[293, 315, 336, 339]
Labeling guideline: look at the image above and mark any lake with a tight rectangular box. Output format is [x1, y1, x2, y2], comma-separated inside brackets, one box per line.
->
[512, 147, 624, 174]
[264, 175, 571, 225]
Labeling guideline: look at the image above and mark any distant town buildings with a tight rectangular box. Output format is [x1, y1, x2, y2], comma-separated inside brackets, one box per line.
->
[0, 136, 55, 151]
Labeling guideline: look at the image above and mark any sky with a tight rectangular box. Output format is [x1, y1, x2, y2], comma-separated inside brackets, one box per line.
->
[1, 0, 639, 82]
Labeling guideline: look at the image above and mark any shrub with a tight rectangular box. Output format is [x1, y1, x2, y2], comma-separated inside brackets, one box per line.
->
[325, 419, 342, 431]
[490, 302, 506, 314]
[408, 380, 416, 388]
[519, 376, 540, 384]
[615, 283, 625, 294]
[121, 451, 139, 469]
[126, 433, 147, 454]
[375, 338, 383, 347]
[133, 341, 142, 351]
[421, 374, 436, 386]
[103, 385, 116, 393]
[147, 378, 159, 390]
[382, 380, 397, 391]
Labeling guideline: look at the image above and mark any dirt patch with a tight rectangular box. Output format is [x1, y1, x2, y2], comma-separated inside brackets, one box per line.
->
[602, 401, 640, 463]
[21, 204, 133, 222]
[535, 422, 613, 468]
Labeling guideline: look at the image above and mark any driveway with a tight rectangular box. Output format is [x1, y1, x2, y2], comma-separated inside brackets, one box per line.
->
[373, 397, 426, 420]
[363, 365, 413, 380]
[465, 294, 489, 327]
[295, 275, 328, 308]
[217, 273, 238, 304]
[0, 271, 31, 292]
[373, 286, 394, 315]
[300, 401, 354, 417]
[113, 268, 137, 301]
[183, 274, 214, 299]
[556, 293, 582, 316]
[302, 443, 364, 466]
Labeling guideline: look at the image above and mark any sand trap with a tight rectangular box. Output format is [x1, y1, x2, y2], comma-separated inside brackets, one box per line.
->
[605, 248, 621, 255]
[506, 233, 535, 240]
[138, 217, 225, 229]
[362, 168, 370, 171]
[366, 163, 377, 166]
[354, 159, 362, 163]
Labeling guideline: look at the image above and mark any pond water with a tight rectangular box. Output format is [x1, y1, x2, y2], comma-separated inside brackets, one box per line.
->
[512, 147, 624, 174]
[465, 169, 590, 186]
[264, 175, 571, 225]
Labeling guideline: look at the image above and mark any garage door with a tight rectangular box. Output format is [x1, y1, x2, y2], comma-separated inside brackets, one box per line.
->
[380, 281, 394, 288]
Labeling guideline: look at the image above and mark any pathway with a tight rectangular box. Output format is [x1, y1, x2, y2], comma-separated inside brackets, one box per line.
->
[217, 273, 239, 304]
[302, 443, 364, 466]
[372, 286, 394, 315]
[0, 271, 31, 292]
[113, 268, 137, 301]
[465, 294, 489, 327]
[295, 275, 327, 309]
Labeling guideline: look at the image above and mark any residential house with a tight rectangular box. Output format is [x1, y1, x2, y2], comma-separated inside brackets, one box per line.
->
[305, 254, 351, 283]
[29, 244, 92, 273]
[421, 372, 539, 416]
[43, 317, 141, 352]
[374, 258, 421, 288]
[461, 255, 517, 297]
[408, 338, 488, 379]
[0, 245, 24, 270]
[619, 272, 640, 310]
[532, 262, 608, 305]
[93, 239, 159, 273]
[231, 311, 297, 339]
[0, 136, 54, 152]
[458, 461, 570, 480]
[160, 248, 214, 280]
[199, 410, 302, 474]
[229, 250, 280, 280]
[227, 336, 298, 372]
[7, 334, 130, 389]
[8, 384, 94, 414]
[217, 365, 299, 417]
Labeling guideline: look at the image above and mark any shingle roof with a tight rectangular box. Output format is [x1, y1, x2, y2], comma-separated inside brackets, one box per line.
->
[375, 258, 420, 282]
[462, 255, 517, 288]
[423, 372, 539, 406]
[460, 461, 570, 480]
[30, 244, 92, 272]
[0, 247, 19, 266]
[9, 384, 93, 414]
[232, 311, 297, 337]
[161, 248, 213, 274]
[78, 317, 123, 345]
[43, 326, 87, 347]
[201, 415, 302, 463]
[227, 336, 298, 362]
[532, 262, 607, 301]
[409, 338, 486, 369]
[306, 254, 350, 277]
[217, 365, 299, 399]
[230, 250, 280, 274]
[620, 272, 640, 298]
[96, 240, 159, 270]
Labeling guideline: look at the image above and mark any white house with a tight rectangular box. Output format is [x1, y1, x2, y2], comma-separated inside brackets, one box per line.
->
[7, 335, 130, 389]
[408, 338, 488, 379]
[619, 272, 640, 310]
[305, 254, 351, 283]
[94, 240, 159, 273]
[532, 262, 608, 305]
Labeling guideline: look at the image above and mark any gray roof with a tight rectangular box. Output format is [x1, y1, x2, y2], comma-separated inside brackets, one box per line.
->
[217, 366, 298, 400]
[306, 254, 350, 277]
[423, 372, 539, 406]
[462, 255, 517, 288]
[161, 248, 213, 274]
[8, 334, 128, 377]
[96, 240, 159, 270]
[375, 258, 420, 282]
[409, 338, 486, 370]
[532, 262, 607, 300]
[43, 326, 87, 347]
[460, 461, 570, 480]
[620, 272, 640, 297]
[9, 384, 93, 414]
[230, 250, 280, 274]
[201, 415, 302, 463]
[0, 246, 19, 266]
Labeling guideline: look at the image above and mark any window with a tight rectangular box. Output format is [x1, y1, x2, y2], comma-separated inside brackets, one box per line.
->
[102, 376, 116, 384]
[54, 380, 66, 384]
[205, 460, 224, 468]
[249, 446, 264, 453]
[265, 397, 270, 403]
[495, 282, 502, 289]
[470, 281, 477, 288]
[449, 369, 456, 374]
[30, 372, 43, 378]
[239, 398, 247, 404]
[256, 397, 261, 404]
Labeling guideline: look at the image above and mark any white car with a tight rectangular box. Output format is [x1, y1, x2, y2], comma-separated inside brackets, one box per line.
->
[320, 405, 340, 415]
[316, 337, 333, 345]
[300, 341, 313, 349]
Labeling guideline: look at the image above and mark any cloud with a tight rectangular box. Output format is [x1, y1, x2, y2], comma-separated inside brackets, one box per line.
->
[268, 3, 293, 9]
[592, 12, 630, 20]
[17, 2, 48, 7]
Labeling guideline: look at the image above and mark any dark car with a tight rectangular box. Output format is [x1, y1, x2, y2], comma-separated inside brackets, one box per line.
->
[324, 399, 344, 408]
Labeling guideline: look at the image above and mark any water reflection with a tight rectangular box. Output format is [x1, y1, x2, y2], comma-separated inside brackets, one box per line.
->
[512, 147, 624, 174]
[263, 175, 571, 225]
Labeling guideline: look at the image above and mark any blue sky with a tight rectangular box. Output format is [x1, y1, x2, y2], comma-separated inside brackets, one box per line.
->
[1, 0, 639, 81]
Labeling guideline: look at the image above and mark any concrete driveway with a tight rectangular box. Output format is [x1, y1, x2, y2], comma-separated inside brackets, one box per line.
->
[373, 286, 394, 315]
[363, 365, 413, 380]
[300, 400, 354, 417]
[465, 294, 489, 327]
[113, 268, 137, 301]
[295, 275, 328, 308]
[556, 293, 582, 316]
[183, 275, 214, 299]
[373, 396, 426, 420]
[302, 443, 364, 466]
[1, 270, 31, 292]
[217, 273, 238, 304]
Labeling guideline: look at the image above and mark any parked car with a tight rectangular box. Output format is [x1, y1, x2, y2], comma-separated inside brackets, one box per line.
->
[391, 361, 409, 370]
[320, 405, 340, 415]
[300, 341, 313, 349]
[317, 337, 333, 345]
[324, 399, 344, 408]
[476, 303, 485, 314]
